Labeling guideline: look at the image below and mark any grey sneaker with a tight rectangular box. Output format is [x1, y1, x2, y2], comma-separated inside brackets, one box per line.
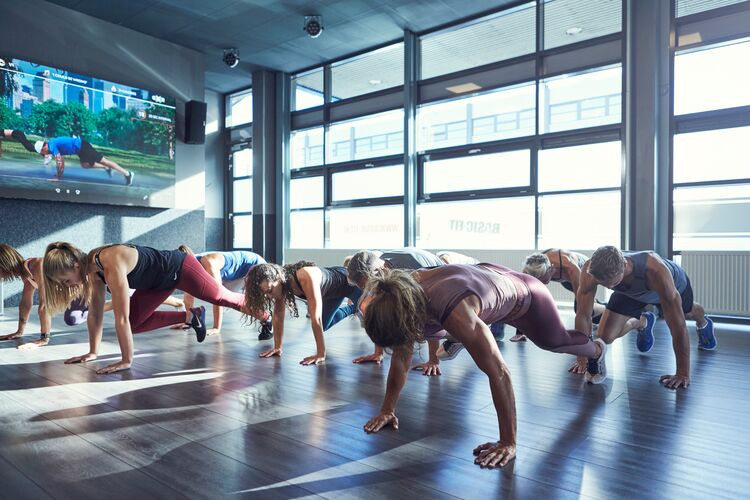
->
[584, 339, 608, 384]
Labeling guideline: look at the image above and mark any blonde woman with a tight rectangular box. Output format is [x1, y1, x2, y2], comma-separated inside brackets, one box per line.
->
[0, 244, 51, 348]
[43, 242, 248, 374]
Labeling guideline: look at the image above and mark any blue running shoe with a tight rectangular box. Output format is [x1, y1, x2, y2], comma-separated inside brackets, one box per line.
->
[489, 322, 505, 340]
[697, 317, 717, 351]
[636, 311, 656, 353]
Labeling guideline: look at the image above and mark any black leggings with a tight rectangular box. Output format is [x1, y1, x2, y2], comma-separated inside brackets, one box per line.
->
[9, 130, 36, 153]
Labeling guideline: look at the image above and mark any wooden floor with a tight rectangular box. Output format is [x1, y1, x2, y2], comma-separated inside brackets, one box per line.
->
[1, 304, 749, 500]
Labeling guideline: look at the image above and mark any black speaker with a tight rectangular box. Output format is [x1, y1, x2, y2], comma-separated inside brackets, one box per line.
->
[185, 100, 207, 144]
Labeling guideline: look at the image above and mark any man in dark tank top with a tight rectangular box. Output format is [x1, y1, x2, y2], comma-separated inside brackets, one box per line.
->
[575, 246, 716, 390]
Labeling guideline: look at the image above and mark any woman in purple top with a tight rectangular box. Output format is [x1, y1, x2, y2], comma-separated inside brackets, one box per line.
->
[360, 263, 603, 469]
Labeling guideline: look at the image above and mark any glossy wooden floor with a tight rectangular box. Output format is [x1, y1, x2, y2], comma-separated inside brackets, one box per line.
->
[1, 304, 749, 500]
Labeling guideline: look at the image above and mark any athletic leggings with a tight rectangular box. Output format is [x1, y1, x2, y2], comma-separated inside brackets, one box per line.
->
[509, 272, 597, 357]
[10, 130, 36, 153]
[129, 255, 246, 333]
[321, 288, 363, 331]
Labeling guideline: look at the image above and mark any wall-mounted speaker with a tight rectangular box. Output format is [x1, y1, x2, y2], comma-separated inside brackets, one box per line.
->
[185, 100, 207, 144]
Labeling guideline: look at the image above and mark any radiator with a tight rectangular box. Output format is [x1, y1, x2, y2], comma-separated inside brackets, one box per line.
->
[679, 252, 750, 316]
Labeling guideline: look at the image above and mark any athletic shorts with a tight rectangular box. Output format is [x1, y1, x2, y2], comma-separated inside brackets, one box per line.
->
[606, 278, 694, 318]
[78, 140, 104, 164]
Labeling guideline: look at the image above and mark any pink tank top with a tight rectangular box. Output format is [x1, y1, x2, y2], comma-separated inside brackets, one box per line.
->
[417, 263, 530, 340]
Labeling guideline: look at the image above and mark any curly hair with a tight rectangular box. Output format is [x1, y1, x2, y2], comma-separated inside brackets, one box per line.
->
[0, 244, 25, 282]
[363, 269, 426, 348]
[243, 260, 315, 321]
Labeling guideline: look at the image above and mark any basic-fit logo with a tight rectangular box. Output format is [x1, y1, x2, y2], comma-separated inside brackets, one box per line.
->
[151, 95, 166, 104]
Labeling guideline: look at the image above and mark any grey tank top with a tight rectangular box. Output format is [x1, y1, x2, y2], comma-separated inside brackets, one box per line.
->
[418, 263, 530, 340]
[613, 251, 688, 304]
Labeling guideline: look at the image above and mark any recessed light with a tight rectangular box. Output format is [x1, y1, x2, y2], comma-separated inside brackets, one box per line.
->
[368, 79, 382, 85]
[446, 82, 482, 94]
[565, 27, 583, 35]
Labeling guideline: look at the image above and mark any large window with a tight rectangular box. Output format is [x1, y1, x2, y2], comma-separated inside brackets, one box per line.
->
[417, 197, 536, 249]
[674, 39, 750, 116]
[673, 36, 750, 252]
[292, 69, 324, 111]
[540, 65, 622, 134]
[291, 127, 324, 169]
[331, 43, 404, 100]
[423, 149, 530, 195]
[287, 1, 624, 251]
[226, 89, 252, 128]
[332, 165, 403, 201]
[420, 2, 536, 80]
[417, 82, 536, 151]
[327, 110, 404, 164]
[230, 146, 252, 249]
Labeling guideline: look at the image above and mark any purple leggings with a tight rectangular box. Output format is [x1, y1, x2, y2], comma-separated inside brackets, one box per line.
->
[509, 272, 597, 357]
[129, 255, 245, 334]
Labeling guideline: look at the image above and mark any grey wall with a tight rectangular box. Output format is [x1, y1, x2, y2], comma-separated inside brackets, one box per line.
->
[0, 0, 210, 306]
[204, 89, 225, 251]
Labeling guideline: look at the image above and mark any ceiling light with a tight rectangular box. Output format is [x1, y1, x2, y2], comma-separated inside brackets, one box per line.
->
[446, 82, 482, 94]
[368, 79, 382, 85]
[565, 27, 583, 36]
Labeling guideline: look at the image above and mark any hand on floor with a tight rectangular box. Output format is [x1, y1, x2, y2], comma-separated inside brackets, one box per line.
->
[473, 441, 516, 468]
[364, 412, 398, 433]
[65, 352, 97, 364]
[0, 331, 23, 341]
[413, 361, 441, 376]
[568, 356, 587, 374]
[352, 353, 384, 364]
[259, 347, 282, 358]
[300, 354, 325, 365]
[18, 337, 50, 349]
[96, 360, 132, 374]
[660, 373, 690, 389]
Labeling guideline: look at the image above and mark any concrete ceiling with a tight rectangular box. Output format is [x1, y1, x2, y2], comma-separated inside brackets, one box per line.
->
[44, 0, 521, 93]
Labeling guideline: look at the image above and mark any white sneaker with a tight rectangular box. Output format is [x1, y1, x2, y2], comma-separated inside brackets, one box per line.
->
[436, 339, 465, 360]
[584, 338, 607, 384]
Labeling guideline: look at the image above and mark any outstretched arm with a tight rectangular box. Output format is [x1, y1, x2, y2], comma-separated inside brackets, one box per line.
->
[364, 345, 413, 433]
[444, 296, 516, 468]
[259, 298, 286, 358]
[649, 260, 691, 388]
[298, 268, 326, 365]
[65, 277, 105, 365]
[0, 280, 34, 340]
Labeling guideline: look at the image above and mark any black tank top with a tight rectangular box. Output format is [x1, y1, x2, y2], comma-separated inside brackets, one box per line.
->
[293, 266, 357, 300]
[95, 244, 186, 290]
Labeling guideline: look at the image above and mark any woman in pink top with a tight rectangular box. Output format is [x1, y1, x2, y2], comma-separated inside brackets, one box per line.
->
[360, 263, 603, 469]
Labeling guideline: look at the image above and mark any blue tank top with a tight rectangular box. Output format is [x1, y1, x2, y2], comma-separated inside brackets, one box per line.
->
[613, 251, 688, 304]
[197, 251, 265, 281]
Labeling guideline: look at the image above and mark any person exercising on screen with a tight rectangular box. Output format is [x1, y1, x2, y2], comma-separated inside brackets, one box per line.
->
[32, 134, 134, 185]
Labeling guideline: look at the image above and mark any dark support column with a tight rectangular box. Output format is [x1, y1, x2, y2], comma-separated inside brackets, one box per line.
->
[624, 0, 671, 254]
[403, 30, 418, 246]
[252, 70, 279, 262]
[276, 73, 291, 265]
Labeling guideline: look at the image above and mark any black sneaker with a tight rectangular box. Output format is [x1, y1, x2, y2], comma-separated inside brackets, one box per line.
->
[189, 306, 207, 343]
[106, 167, 113, 178]
[125, 171, 134, 186]
[258, 320, 273, 341]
